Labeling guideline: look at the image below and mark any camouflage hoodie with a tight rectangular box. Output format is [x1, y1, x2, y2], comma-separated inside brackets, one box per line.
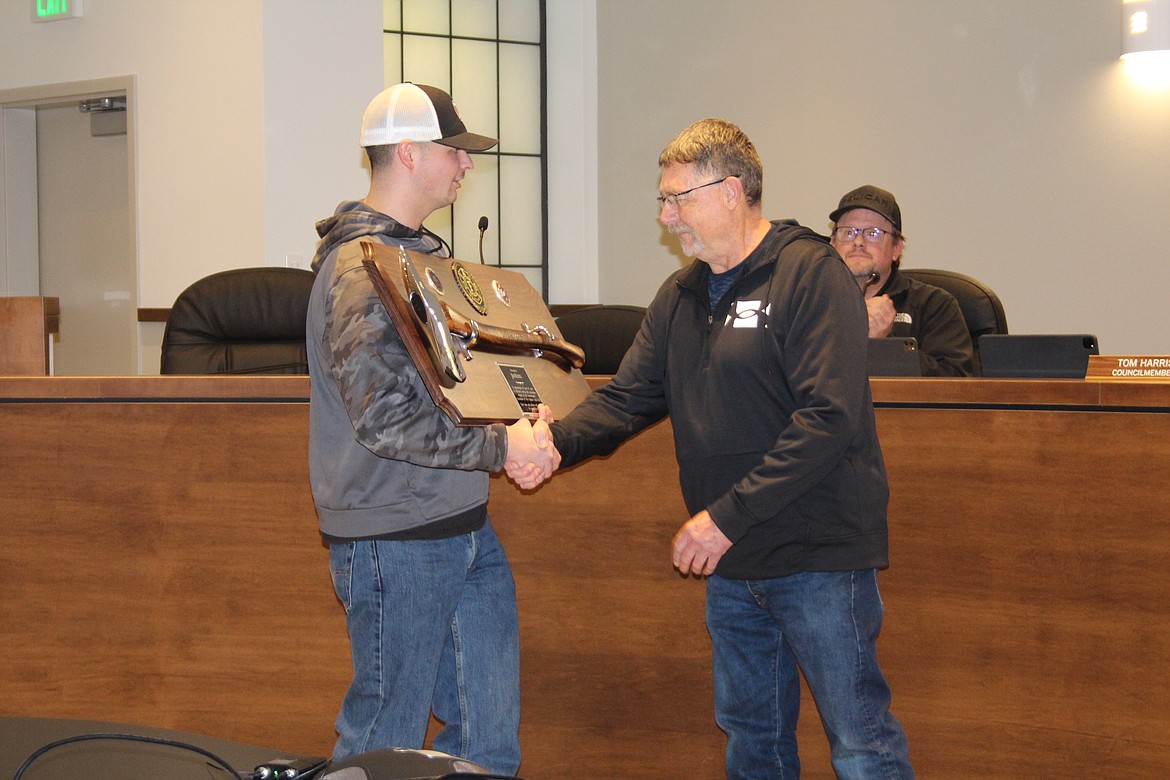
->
[306, 200, 508, 540]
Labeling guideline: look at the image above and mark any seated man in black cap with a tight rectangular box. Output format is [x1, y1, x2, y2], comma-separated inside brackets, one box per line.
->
[830, 185, 975, 377]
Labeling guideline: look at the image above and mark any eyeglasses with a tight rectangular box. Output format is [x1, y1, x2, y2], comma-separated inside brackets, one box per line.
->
[657, 176, 731, 209]
[832, 226, 898, 243]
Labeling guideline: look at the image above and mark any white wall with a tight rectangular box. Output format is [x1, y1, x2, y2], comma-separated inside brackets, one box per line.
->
[0, 0, 596, 305]
[261, 1, 383, 273]
[4, 1, 1165, 357]
[0, 0, 587, 342]
[546, 0, 599, 305]
[0, 0, 380, 310]
[596, 0, 1170, 355]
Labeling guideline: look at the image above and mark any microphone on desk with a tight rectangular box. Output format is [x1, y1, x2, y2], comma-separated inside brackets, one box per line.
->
[477, 216, 489, 264]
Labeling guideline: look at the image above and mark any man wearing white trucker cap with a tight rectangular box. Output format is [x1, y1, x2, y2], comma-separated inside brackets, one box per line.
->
[306, 83, 557, 774]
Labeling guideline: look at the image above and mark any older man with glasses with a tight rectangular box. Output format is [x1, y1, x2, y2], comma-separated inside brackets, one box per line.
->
[549, 119, 915, 779]
[830, 184, 975, 376]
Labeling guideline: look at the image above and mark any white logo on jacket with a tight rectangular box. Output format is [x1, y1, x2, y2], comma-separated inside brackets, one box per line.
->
[894, 312, 912, 324]
[726, 300, 770, 328]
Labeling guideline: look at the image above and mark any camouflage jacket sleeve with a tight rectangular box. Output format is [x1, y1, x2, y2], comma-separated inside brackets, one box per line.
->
[326, 262, 508, 472]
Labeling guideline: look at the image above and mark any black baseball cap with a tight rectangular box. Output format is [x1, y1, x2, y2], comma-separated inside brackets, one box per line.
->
[829, 185, 902, 233]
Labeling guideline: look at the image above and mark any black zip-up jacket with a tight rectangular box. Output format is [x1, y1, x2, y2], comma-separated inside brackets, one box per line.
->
[878, 267, 975, 377]
[552, 220, 890, 579]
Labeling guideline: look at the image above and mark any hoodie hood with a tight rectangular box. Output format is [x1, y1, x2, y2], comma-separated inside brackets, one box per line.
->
[311, 200, 441, 272]
[676, 219, 830, 293]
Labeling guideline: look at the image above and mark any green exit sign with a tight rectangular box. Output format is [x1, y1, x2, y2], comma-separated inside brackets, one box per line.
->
[31, 0, 83, 22]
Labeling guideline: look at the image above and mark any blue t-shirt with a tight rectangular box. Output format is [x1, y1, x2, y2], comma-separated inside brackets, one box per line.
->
[708, 265, 741, 310]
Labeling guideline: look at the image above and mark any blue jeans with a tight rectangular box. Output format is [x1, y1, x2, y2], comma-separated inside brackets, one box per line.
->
[706, 569, 913, 780]
[328, 519, 520, 774]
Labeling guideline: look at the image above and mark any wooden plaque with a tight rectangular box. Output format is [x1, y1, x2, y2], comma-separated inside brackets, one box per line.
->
[351, 239, 592, 425]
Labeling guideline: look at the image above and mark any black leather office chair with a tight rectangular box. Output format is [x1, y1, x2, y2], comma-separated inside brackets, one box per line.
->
[554, 304, 647, 375]
[900, 268, 1007, 375]
[160, 267, 315, 375]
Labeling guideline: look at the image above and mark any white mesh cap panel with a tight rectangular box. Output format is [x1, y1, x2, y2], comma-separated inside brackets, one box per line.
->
[359, 83, 441, 147]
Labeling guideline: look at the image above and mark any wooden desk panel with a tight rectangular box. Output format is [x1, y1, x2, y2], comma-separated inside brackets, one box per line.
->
[0, 397, 345, 754]
[0, 296, 59, 375]
[2, 377, 1169, 778]
[489, 419, 720, 776]
[872, 406, 1170, 777]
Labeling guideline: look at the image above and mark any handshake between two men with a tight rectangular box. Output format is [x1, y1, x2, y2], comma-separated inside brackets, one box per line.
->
[501, 404, 560, 491]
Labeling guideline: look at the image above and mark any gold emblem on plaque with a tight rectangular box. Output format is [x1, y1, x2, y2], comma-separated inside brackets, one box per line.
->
[452, 261, 488, 316]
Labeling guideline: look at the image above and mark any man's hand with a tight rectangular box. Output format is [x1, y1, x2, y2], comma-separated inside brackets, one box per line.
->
[866, 295, 895, 338]
[671, 510, 732, 576]
[504, 412, 560, 490]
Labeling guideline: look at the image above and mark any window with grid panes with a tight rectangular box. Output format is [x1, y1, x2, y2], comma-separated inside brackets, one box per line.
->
[382, 0, 547, 297]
